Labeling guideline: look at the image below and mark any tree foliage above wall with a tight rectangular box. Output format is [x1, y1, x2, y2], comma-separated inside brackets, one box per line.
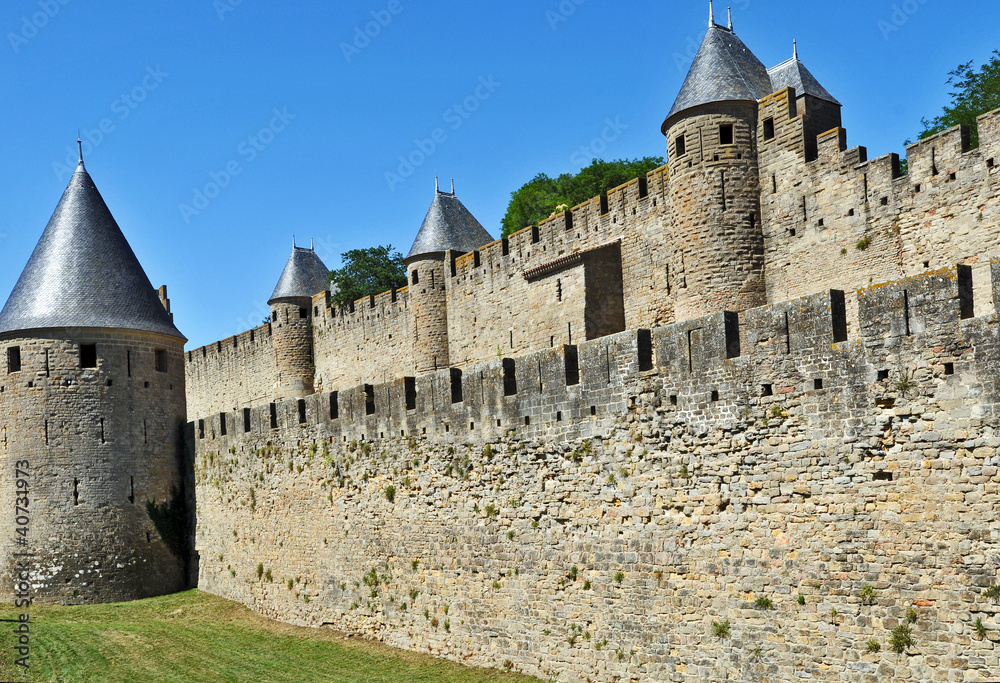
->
[501, 157, 665, 238]
[328, 245, 408, 308]
[918, 50, 1000, 149]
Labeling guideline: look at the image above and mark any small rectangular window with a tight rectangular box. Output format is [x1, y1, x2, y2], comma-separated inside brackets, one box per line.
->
[675, 135, 686, 156]
[243, 408, 251, 433]
[502, 359, 517, 396]
[198, 419, 205, 439]
[411, 270, 419, 285]
[298, 399, 307, 424]
[719, 124, 734, 145]
[329, 392, 339, 419]
[269, 403, 278, 429]
[404, 378, 416, 410]
[299, 308, 309, 319]
[450, 368, 464, 404]
[155, 349, 167, 373]
[556, 279, 562, 302]
[80, 344, 97, 368]
[7, 347, 20, 374]
[564, 345, 580, 386]
[763, 118, 775, 140]
[219, 413, 227, 436]
[364, 385, 376, 415]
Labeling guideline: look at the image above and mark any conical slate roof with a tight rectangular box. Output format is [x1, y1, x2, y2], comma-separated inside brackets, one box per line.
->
[268, 246, 331, 303]
[663, 23, 772, 131]
[0, 161, 184, 340]
[767, 54, 840, 105]
[406, 189, 494, 261]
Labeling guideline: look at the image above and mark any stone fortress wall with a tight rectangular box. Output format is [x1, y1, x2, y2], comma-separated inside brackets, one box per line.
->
[193, 262, 1000, 682]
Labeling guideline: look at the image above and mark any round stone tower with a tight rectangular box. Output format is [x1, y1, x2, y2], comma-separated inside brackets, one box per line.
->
[0, 151, 188, 603]
[268, 242, 329, 399]
[406, 180, 493, 374]
[662, 3, 767, 320]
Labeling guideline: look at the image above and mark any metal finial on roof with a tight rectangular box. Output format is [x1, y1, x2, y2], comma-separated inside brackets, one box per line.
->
[77, 136, 83, 166]
[728, 7, 733, 30]
[435, 175, 440, 193]
[793, 39, 798, 60]
[708, 0, 714, 27]
[292, 234, 296, 248]
[310, 237, 314, 250]
[451, 178, 455, 195]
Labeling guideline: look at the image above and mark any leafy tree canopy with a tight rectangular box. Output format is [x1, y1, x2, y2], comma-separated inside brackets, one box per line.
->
[501, 157, 664, 238]
[918, 50, 1000, 149]
[328, 245, 407, 308]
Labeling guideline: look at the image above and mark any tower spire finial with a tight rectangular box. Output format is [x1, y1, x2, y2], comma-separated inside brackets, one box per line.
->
[435, 175, 439, 193]
[793, 39, 798, 60]
[451, 178, 455, 195]
[77, 131, 83, 167]
[310, 237, 314, 250]
[708, 0, 714, 27]
[728, 6, 733, 30]
[293, 234, 296, 249]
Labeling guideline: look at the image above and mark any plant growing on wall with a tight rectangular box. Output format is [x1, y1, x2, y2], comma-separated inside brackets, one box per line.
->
[328, 245, 407, 308]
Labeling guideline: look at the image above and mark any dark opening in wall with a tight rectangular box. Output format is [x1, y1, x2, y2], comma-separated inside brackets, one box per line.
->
[501, 238, 509, 256]
[73, 478, 79, 506]
[126, 350, 131, 377]
[298, 399, 307, 423]
[243, 408, 251, 433]
[80, 344, 97, 368]
[944, 362, 955, 375]
[813, 379, 824, 390]
[364, 385, 376, 415]
[675, 135, 686, 156]
[7, 347, 20, 374]
[637, 329, 653, 371]
[590, 405, 597, 416]
[411, 270, 419, 285]
[556, 412, 562, 422]
[473, 251, 481, 267]
[817, 219, 825, 227]
[314, 306, 319, 317]
[724, 312, 741, 359]
[831, 290, 849, 342]
[763, 117, 775, 140]
[880, 197, 888, 206]
[502, 359, 517, 396]
[719, 124, 734, 145]
[269, 403, 278, 429]
[524, 416, 530, 426]
[299, 308, 309, 319]
[556, 279, 562, 302]
[100, 418, 105, 444]
[848, 208, 855, 216]
[219, 413, 227, 437]
[638, 176, 648, 198]
[600, 193, 610, 215]
[710, 390, 720, 402]
[143, 419, 147, 443]
[564, 345, 580, 386]
[198, 419, 205, 439]
[404, 377, 417, 410]
[957, 264, 974, 319]
[987, 158, 995, 168]
[670, 395, 678, 405]
[129, 477, 135, 504]
[155, 349, 167, 373]
[873, 471, 893, 481]
[329, 392, 339, 419]
[450, 368, 464, 404]
[949, 172, 957, 181]
[914, 184, 921, 193]
[877, 370, 890, 381]
[531, 226, 540, 244]
[762, 384, 773, 396]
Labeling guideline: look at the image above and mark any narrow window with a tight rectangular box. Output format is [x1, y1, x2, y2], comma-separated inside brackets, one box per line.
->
[299, 308, 309, 319]
[364, 385, 375, 415]
[411, 270, 419, 285]
[100, 418, 105, 444]
[502, 359, 517, 396]
[531, 226, 540, 244]
[761, 384, 773, 396]
[298, 399, 307, 423]
[73, 478, 79, 506]
[944, 363, 955, 376]
[600, 193, 609, 215]
[510, 330, 514, 349]
[329, 392, 339, 419]
[44, 349, 49, 376]
[711, 390, 720, 402]
[155, 349, 168, 373]
[567, 322, 573, 345]
[80, 344, 97, 368]
[720, 171, 727, 210]
[219, 413, 227, 436]
[877, 370, 890, 381]
[763, 118, 775, 140]
[198, 419, 205, 439]
[7, 347, 20, 374]
[126, 350, 131, 378]
[564, 345, 580, 386]
[958, 265, 974, 319]
[501, 238, 510, 256]
[243, 408, 251, 433]
[44, 420, 48, 445]
[143, 419, 147, 444]
[665, 265, 671, 295]
[719, 124, 734, 145]
[813, 379, 824, 390]
[129, 477, 135, 504]
[638, 176, 648, 198]
[556, 279, 562, 302]
[450, 368, 464, 404]
[637, 330, 653, 372]
[404, 378, 417, 410]
[771, 174, 777, 193]
[675, 135, 686, 156]
[269, 403, 278, 429]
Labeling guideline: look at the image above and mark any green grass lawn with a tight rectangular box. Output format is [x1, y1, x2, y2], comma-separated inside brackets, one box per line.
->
[0, 590, 543, 682]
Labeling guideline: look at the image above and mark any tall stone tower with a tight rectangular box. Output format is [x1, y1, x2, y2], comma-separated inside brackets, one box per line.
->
[0, 152, 188, 603]
[406, 181, 493, 374]
[663, 4, 768, 320]
[268, 243, 329, 399]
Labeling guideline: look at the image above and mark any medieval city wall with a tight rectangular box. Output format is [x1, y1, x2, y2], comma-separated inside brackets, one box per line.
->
[193, 262, 1000, 682]
[185, 323, 276, 418]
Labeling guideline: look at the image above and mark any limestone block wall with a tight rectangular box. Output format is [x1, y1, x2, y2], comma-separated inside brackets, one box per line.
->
[0, 329, 187, 603]
[193, 262, 1000, 683]
[185, 324, 275, 418]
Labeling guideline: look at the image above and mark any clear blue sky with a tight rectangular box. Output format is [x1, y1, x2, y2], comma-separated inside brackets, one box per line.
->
[0, 0, 997, 348]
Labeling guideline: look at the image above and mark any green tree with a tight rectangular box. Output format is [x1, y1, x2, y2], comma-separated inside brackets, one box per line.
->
[918, 50, 1000, 149]
[328, 245, 407, 308]
[501, 157, 664, 238]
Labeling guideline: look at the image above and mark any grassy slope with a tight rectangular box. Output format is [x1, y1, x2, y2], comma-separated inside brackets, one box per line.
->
[0, 590, 543, 683]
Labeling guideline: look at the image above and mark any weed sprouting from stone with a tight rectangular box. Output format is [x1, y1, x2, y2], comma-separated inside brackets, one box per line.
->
[754, 596, 774, 610]
[712, 619, 730, 639]
[889, 624, 914, 653]
[866, 639, 881, 653]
